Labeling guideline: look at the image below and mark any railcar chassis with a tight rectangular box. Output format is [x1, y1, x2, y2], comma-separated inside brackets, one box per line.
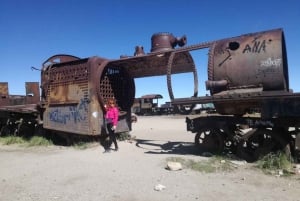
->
[174, 91, 300, 162]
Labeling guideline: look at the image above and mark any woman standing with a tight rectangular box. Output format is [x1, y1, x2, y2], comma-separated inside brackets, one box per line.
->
[104, 98, 119, 152]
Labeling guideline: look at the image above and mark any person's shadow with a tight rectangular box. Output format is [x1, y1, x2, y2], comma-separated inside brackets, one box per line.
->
[135, 139, 202, 155]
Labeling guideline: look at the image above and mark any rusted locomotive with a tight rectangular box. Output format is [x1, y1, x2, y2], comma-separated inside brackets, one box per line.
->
[171, 28, 300, 162]
[1, 28, 300, 162]
[132, 94, 163, 115]
[0, 32, 191, 143]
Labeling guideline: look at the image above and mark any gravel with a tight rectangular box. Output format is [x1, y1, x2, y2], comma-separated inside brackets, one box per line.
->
[0, 115, 299, 201]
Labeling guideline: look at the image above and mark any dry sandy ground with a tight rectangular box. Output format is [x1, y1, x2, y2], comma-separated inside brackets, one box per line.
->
[0, 115, 300, 201]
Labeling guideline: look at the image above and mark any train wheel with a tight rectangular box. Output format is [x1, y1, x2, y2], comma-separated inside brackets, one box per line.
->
[19, 124, 34, 138]
[0, 125, 11, 136]
[34, 124, 45, 136]
[195, 128, 225, 154]
[13, 121, 33, 138]
[236, 128, 290, 162]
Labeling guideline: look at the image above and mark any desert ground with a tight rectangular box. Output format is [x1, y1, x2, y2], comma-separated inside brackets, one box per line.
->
[0, 115, 300, 201]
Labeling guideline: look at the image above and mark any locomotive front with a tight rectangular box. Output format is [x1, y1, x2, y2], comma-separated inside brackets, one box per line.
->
[40, 54, 135, 136]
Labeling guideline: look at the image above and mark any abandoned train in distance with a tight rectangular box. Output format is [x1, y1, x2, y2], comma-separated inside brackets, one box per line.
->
[0, 28, 300, 162]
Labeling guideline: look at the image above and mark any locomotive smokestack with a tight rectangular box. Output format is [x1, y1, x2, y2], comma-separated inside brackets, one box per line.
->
[134, 46, 145, 56]
[150, 32, 187, 52]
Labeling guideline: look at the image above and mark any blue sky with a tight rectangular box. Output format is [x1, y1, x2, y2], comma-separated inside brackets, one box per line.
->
[1, 0, 299, 105]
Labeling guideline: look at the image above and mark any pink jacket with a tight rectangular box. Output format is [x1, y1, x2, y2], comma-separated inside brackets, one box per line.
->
[105, 107, 119, 126]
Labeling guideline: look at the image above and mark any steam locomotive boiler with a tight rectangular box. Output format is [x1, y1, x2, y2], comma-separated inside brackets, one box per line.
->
[39, 54, 136, 140]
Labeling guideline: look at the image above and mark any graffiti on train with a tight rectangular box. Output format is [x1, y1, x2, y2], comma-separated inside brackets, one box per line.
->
[49, 99, 88, 124]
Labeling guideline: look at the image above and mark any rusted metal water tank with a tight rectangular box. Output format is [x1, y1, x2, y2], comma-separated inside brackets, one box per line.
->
[206, 29, 289, 115]
[207, 28, 288, 93]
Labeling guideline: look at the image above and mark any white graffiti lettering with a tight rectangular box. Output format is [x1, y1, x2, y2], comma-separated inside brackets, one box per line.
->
[260, 58, 282, 67]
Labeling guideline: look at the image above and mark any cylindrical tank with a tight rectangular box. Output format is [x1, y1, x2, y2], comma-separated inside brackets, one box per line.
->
[207, 28, 289, 115]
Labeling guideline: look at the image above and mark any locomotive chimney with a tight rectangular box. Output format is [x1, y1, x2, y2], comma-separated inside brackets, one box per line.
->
[150, 32, 187, 52]
[134, 46, 145, 56]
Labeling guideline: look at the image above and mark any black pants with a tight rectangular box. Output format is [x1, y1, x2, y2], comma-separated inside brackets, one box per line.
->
[106, 123, 118, 150]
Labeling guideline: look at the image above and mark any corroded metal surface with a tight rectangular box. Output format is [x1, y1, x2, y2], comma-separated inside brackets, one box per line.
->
[42, 54, 80, 67]
[208, 29, 288, 93]
[41, 55, 135, 136]
[25, 82, 40, 104]
[0, 82, 40, 137]
[42, 58, 90, 105]
[0, 82, 40, 107]
[207, 29, 288, 115]
[41, 57, 96, 135]
[111, 51, 195, 78]
[150, 32, 186, 52]
[0, 104, 38, 113]
[0, 82, 9, 106]
[169, 29, 291, 116]
[164, 29, 300, 162]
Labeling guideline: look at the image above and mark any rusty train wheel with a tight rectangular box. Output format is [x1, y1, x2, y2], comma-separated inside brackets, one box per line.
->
[0, 125, 10, 136]
[236, 128, 291, 162]
[195, 128, 225, 154]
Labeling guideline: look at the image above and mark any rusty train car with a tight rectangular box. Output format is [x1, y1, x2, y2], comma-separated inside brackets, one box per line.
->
[0, 82, 40, 137]
[132, 94, 163, 115]
[0, 28, 300, 162]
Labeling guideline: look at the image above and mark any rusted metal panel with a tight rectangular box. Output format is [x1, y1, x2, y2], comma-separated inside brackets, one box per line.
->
[43, 99, 90, 134]
[9, 95, 27, 105]
[0, 82, 40, 107]
[0, 82, 9, 106]
[115, 32, 192, 78]
[25, 82, 40, 104]
[42, 54, 80, 67]
[44, 59, 89, 105]
[173, 89, 300, 118]
[42, 58, 91, 135]
[0, 104, 38, 114]
[111, 51, 195, 78]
